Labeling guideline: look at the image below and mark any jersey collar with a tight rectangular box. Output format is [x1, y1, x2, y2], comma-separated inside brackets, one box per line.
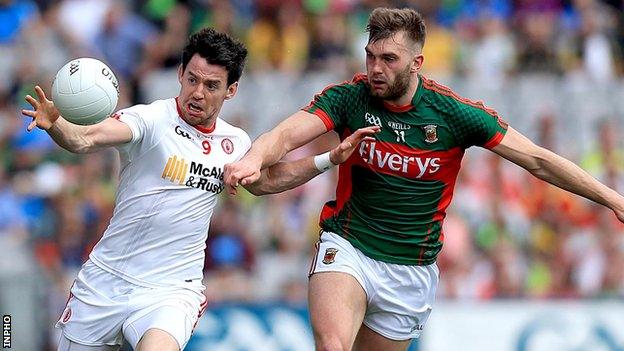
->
[382, 75, 424, 112]
[175, 96, 216, 134]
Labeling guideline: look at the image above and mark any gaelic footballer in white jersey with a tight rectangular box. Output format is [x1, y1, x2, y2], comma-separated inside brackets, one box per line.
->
[56, 97, 250, 349]
[90, 97, 251, 288]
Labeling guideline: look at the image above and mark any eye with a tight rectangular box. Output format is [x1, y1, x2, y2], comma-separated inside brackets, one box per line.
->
[188, 76, 197, 84]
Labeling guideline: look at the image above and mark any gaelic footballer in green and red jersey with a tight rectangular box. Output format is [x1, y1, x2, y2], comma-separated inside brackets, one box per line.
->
[304, 74, 508, 266]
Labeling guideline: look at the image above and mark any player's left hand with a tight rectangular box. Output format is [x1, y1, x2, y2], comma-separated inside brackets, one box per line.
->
[329, 126, 380, 165]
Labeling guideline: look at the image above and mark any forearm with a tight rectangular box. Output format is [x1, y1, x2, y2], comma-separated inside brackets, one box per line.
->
[47, 117, 94, 153]
[244, 111, 329, 170]
[531, 149, 624, 211]
[246, 130, 293, 169]
[245, 157, 323, 195]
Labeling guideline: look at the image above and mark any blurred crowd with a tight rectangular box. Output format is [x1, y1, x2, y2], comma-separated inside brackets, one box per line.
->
[1, 0, 624, 348]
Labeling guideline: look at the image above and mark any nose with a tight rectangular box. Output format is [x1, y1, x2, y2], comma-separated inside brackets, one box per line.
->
[192, 84, 203, 99]
[368, 58, 383, 75]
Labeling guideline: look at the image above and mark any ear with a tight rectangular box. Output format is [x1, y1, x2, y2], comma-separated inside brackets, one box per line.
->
[177, 64, 183, 84]
[411, 54, 424, 73]
[225, 82, 238, 100]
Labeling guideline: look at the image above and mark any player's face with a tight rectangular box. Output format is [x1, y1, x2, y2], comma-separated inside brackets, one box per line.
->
[177, 54, 237, 128]
[365, 31, 423, 101]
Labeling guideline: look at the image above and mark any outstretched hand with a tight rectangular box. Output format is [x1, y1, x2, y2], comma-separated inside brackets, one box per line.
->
[223, 156, 263, 195]
[21, 85, 60, 131]
[329, 126, 381, 165]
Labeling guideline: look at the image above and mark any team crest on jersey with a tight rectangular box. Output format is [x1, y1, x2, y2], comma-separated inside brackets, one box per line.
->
[221, 138, 234, 154]
[423, 125, 438, 143]
[322, 248, 338, 264]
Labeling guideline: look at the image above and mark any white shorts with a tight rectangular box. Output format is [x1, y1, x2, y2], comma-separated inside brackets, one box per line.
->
[56, 260, 207, 350]
[309, 231, 439, 340]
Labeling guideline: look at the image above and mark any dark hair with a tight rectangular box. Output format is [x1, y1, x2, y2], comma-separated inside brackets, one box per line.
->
[181, 28, 248, 86]
[366, 8, 426, 49]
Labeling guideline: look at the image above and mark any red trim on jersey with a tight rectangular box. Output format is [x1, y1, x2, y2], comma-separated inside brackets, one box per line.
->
[192, 296, 208, 333]
[175, 97, 216, 134]
[335, 132, 356, 210]
[432, 169, 460, 222]
[308, 241, 321, 276]
[320, 130, 355, 223]
[57, 288, 74, 322]
[383, 101, 413, 112]
[311, 108, 335, 131]
[421, 77, 504, 120]
[483, 131, 505, 149]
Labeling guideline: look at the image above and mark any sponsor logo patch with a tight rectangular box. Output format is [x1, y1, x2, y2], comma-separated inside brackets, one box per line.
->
[175, 125, 193, 140]
[162, 155, 224, 193]
[364, 112, 382, 127]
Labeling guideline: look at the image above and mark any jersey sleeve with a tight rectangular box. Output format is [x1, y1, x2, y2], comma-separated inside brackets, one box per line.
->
[450, 103, 509, 149]
[234, 130, 252, 162]
[113, 104, 161, 156]
[115, 106, 152, 144]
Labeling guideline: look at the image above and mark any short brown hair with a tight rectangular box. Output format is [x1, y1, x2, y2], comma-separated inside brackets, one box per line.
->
[366, 8, 426, 49]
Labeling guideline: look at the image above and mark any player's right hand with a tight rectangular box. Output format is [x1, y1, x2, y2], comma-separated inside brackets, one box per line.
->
[21, 85, 60, 131]
[224, 157, 263, 195]
[329, 126, 381, 164]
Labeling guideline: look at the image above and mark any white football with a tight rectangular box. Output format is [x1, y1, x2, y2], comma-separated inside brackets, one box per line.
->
[51, 58, 119, 125]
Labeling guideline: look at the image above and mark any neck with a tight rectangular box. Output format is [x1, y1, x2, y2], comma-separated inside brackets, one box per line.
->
[385, 74, 419, 107]
[193, 117, 217, 134]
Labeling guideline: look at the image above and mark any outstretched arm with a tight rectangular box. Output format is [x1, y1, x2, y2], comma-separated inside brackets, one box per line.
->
[22, 85, 132, 153]
[224, 110, 329, 191]
[491, 127, 624, 221]
[239, 126, 380, 196]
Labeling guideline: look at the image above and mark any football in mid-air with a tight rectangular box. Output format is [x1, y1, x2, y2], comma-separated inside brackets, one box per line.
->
[51, 58, 119, 125]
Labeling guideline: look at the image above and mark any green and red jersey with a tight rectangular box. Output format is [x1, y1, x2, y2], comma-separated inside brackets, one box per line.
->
[303, 74, 508, 265]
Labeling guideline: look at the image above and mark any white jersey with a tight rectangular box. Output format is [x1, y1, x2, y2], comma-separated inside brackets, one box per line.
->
[89, 98, 251, 288]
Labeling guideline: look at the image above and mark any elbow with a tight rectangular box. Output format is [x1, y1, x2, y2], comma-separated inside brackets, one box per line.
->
[73, 134, 97, 154]
[526, 152, 552, 180]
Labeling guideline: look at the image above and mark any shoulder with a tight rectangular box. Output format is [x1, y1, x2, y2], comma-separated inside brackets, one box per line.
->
[216, 118, 251, 145]
[319, 73, 369, 95]
[420, 76, 499, 119]
[216, 119, 251, 156]
[117, 98, 176, 118]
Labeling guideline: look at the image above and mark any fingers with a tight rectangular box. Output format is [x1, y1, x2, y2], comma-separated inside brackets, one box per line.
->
[21, 109, 36, 118]
[25, 95, 39, 109]
[227, 184, 238, 196]
[347, 126, 380, 142]
[27, 120, 37, 131]
[240, 171, 261, 186]
[34, 85, 48, 102]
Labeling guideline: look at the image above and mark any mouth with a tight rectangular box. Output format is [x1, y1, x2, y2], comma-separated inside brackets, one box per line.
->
[370, 78, 387, 89]
[186, 101, 203, 117]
